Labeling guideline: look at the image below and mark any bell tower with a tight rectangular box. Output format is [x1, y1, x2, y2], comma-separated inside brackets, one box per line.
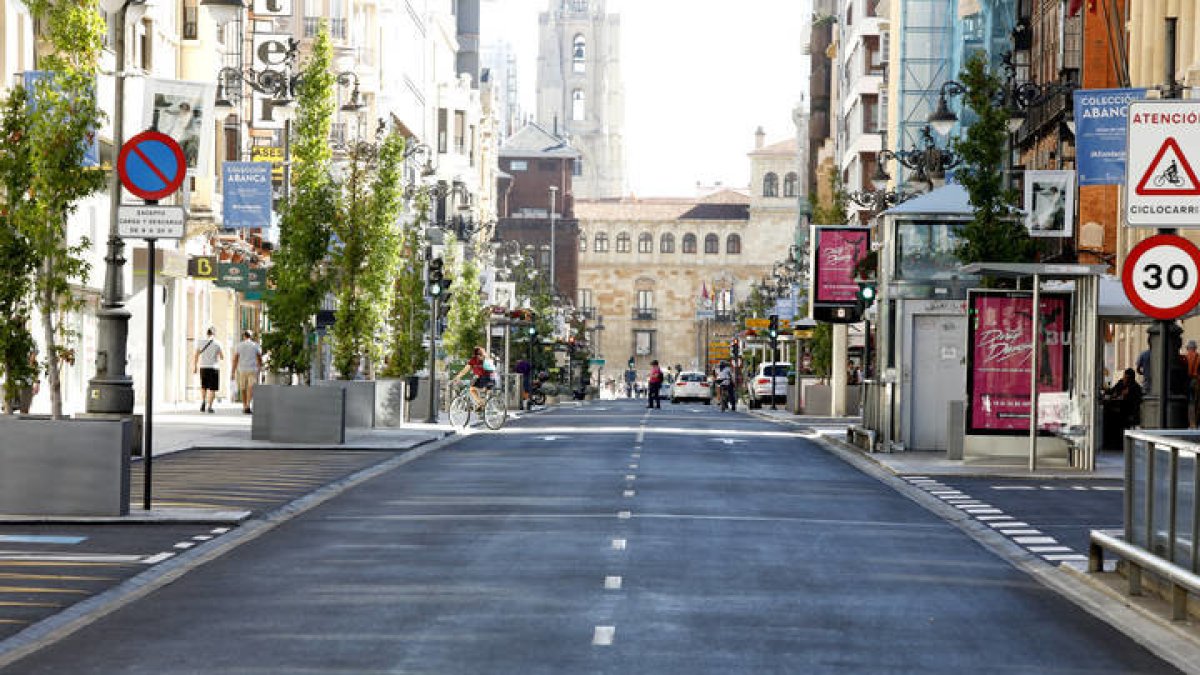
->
[536, 0, 626, 199]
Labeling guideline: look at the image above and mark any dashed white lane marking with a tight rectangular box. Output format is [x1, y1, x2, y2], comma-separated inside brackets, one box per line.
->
[1044, 554, 1089, 561]
[961, 508, 1003, 515]
[629, 464, 639, 469]
[192, 535, 213, 541]
[173, 542, 196, 550]
[624, 490, 635, 498]
[593, 626, 615, 646]
[625, 475, 637, 481]
[612, 539, 627, 550]
[1013, 536, 1058, 545]
[632, 453, 641, 459]
[618, 511, 632, 519]
[989, 521, 1029, 529]
[211, 527, 231, 534]
[604, 576, 623, 590]
[977, 515, 1013, 521]
[142, 552, 175, 564]
[998, 529, 1042, 536]
[1029, 545, 1073, 553]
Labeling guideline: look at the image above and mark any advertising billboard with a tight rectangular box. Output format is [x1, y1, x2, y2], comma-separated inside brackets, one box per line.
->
[812, 226, 870, 306]
[966, 291, 1071, 434]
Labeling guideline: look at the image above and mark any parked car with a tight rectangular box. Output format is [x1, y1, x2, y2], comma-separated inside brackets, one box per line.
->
[670, 371, 712, 404]
[747, 362, 791, 409]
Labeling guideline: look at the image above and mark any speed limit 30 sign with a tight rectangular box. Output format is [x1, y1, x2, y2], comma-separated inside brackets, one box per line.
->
[1122, 234, 1200, 320]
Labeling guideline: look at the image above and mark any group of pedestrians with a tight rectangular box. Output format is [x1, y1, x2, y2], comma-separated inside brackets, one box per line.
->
[192, 328, 262, 414]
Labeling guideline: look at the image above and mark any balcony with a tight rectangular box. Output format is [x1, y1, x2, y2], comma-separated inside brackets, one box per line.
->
[632, 308, 657, 321]
[304, 17, 348, 40]
[578, 306, 596, 320]
[714, 310, 735, 323]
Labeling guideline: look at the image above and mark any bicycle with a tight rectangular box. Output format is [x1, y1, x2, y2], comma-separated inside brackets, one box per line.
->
[448, 380, 508, 430]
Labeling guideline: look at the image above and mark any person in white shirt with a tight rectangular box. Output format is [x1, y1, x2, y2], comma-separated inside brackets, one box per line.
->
[192, 328, 224, 413]
[231, 330, 262, 414]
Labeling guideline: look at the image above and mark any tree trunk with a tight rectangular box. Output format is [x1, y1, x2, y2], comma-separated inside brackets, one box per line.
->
[40, 257, 61, 419]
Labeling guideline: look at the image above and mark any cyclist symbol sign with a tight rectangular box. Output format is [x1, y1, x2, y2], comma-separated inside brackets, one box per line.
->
[1122, 234, 1200, 320]
[1125, 100, 1200, 227]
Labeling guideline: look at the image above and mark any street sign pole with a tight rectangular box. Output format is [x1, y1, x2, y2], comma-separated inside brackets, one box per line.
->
[144, 236, 156, 511]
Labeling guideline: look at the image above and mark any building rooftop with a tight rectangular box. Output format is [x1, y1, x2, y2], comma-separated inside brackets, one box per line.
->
[499, 122, 581, 159]
[576, 192, 751, 222]
[748, 138, 799, 157]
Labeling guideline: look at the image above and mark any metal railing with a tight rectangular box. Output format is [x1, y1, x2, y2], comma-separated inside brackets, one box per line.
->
[631, 308, 657, 321]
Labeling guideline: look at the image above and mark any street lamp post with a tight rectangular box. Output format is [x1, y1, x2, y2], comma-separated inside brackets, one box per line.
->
[88, 0, 149, 414]
[548, 186, 558, 294]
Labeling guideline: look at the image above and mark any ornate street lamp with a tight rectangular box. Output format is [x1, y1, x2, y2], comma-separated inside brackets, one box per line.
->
[869, 126, 963, 195]
[928, 51, 1076, 138]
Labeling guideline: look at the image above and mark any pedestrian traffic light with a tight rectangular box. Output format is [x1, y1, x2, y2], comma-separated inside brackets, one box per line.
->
[427, 257, 446, 296]
[768, 314, 779, 341]
[856, 281, 877, 310]
[528, 326, 537, 338]
[628, 356, 635, 368]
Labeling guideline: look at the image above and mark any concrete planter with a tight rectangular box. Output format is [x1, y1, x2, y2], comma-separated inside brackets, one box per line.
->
[0, 416, 131, 516]
[373, 378, 408, 428]
[252, 385, 345, 444]
[314, 379, 376, 428]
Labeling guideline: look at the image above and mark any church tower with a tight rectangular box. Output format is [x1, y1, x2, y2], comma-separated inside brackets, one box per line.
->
[536, 0, 626, 199]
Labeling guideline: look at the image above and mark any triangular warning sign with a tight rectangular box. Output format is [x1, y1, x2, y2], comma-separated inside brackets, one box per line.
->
[1135, 137, 1200, 196]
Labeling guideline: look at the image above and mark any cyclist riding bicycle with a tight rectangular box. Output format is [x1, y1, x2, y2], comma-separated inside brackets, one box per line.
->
[453, 346, 496, 409]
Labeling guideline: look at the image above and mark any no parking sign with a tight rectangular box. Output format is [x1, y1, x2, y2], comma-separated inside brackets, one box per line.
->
[117, 130, 186, 201]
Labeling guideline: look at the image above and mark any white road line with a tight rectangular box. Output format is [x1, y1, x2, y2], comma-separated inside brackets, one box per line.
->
[990, 521, 1029, 529]
[930, 491, 964, 496]
[192, 535, 213, 541]
[998, 529, 1043, 536]
[629, 464, 639, 469]
[604, 576, 623, 590]
[632, 453, 641, 459]
[623, 490, 635, 498]
[1029, 546, 1073, 553]
[977, 515, 1013, 521]
[991, 486, 1036, 491]
[141, 552, 175, 564]
[211, 527, 231, 534]
[612, 539, 626, 550]
[0, 553, 144, 563]
[173, 542, 196, 550]
[958, 504, 995, 510]
[636, 427, 645, 443]
[1093, 486, 1123, 491]
[618, 511, 632, 519]
[1044, 554, 1088, 561]
[593, 626, 615, 646]
[962, 508, 1003, 515]
[1014, 536, 1059, 545]
[625, 474, 637, 481]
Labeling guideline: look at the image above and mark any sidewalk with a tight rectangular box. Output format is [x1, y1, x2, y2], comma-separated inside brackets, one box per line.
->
[749, 407, 1125, 480]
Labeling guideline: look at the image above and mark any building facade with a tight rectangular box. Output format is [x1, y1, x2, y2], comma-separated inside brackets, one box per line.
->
[535, 0, 625, 199]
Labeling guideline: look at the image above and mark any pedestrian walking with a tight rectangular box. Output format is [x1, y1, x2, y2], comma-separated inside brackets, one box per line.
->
[646, 360, 664, 409]
[624, 367, 637, 398]
[716, 360, 736, 411]
[231, 330, 262, 414]
[192, 328, 223, 413]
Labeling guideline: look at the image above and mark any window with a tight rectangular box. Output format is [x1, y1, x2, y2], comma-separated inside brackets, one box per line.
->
[579, 233, 588, 252]
[894, 220, 965, 280]
[578, 288, 593, 308]
[183, 0, 198, 40]
[615, 232, 631, 253]
[704, 234, 719, 254]
[594, 232, 609, 252]
[539, 244, 551, 270]
[726, 234, 741, 255]
[573, 34, 586, 73]
[454, 111, 466, 154]
[783, 172, 798, 197]
[634, 330, 655, 356]
[660, 233, 675, 253]
[638, 232, 652, 253]
[437, 108, 448, 153]
[682, 233, 697, 253]
[573, 158, 582, 176]
[763, 172, 779, 197]
[637, 289, 654, 309]
[572, 89, 586, 121]
[509, 159, 527, 171]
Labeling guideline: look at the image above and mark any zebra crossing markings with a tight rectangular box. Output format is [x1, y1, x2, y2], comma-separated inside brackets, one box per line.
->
[904, 476, 1089, 565]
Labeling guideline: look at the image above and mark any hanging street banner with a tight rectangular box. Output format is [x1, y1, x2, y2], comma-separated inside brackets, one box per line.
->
[966, 291, 1071, 435]
[812, 226, 870, 306]
[23, 71, 100, 167]
[144, 78, 216, 175]
[222, 161, 273, 229]
[1125, 100, 1200, 227]
[216, 262, 267, 292]
[1074, 88, 1146, 186]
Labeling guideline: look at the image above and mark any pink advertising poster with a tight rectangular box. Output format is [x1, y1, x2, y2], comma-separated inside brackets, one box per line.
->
[966, 291, 1072, 434]
[813, 227, 870, 305]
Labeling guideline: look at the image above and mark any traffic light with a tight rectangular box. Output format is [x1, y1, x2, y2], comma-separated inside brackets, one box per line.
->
[628, 356, 635, 369]
[855, 281, 877, 310]
[427, 257, 446, 297]
[768, 314, 779, 341]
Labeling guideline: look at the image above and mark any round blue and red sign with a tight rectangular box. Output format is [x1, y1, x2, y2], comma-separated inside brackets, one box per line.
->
[117, 130, 186, 201]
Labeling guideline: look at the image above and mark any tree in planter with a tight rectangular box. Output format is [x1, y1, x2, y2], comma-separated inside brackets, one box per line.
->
[263, 25, 337, 382]
[329, 129, 405, 380]
[441, 233, 486, 362]
[952, 51, 1036, 271]
[16, 1, 107, 417]
[810, 322, 833, 381]
[0, 85, 39, 409]
[381, 190, 430, 379]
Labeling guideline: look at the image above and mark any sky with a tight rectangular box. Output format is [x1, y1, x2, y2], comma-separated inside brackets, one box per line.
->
[480, 0, 811, 197]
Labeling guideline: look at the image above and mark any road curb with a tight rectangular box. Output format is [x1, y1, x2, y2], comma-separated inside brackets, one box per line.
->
[0, 432, 465, 669]
[755, 414, 1200, 674]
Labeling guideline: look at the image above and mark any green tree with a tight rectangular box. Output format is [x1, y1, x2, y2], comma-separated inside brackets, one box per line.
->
[19, 1, 107, 417]
[381, 190, 430, 378]
[442, 234, 486, 362]
[263, 25, 337, 381]
[810, 166, 850, 225]
[810, 322, 833, 380]
[329, 129, 405, 379]
[0, 85, 38, 407]
[953, 51, 1036, 270]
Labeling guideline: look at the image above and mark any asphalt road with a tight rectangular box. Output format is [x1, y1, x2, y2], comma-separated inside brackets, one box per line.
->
[1, 400, 1177, 674]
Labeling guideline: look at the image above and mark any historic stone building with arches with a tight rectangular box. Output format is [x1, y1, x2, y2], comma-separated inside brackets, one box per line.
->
[576, 134, 799, 378]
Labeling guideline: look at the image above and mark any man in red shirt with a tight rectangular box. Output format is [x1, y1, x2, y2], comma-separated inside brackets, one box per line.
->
[646, 360, 664, 409]
[454, 346, 495, 409]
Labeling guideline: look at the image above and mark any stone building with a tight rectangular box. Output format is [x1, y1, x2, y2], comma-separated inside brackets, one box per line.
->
[576, 135, 800, 377]
[536, 0, 625, 199]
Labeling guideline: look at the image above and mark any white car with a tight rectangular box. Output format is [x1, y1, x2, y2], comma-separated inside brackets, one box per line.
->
[747, 362, 791, 408]
[670, 371, 713, 404]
